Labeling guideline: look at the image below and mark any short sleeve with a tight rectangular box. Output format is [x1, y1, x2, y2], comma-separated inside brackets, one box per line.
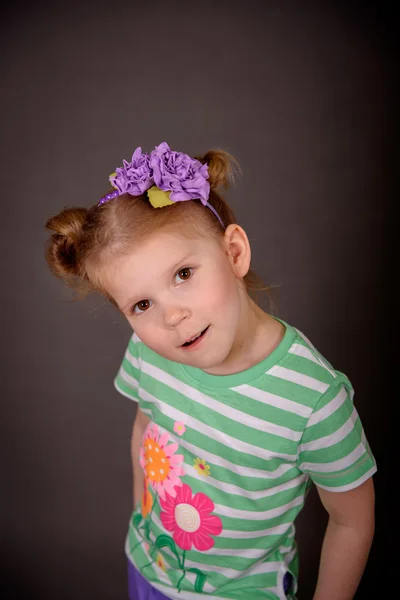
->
[297, 379, 377, 492]
[114, 332, 143, 403]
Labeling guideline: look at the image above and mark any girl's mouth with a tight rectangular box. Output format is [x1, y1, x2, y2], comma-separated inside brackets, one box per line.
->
[181, 326, 209, 349]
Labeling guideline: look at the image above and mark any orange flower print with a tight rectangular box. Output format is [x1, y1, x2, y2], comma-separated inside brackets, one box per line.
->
[140, 423, 185, 500]
[174, 421, 186, 436]
[155, 552, 167, 572]
[141, 476, 153, 518]
[194, 458, 211, 477]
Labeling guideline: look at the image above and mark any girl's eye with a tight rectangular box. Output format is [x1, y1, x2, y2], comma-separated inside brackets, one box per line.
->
[132, 299, 152, 315]
[175, 267, 193, 284]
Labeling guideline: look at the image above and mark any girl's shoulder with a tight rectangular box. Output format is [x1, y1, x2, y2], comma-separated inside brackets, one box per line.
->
[274, 319, 352, 408]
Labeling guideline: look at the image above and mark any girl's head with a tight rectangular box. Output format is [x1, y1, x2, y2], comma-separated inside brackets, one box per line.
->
[45, 143, 268, 371]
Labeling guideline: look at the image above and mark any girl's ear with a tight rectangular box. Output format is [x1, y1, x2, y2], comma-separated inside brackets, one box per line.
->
[223, 224, 251, 278]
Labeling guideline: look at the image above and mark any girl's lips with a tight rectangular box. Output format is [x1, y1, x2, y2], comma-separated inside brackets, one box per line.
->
[181, 326, 209, 350]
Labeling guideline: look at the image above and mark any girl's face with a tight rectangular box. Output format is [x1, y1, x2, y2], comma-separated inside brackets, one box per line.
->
[103, 225, 252, 373]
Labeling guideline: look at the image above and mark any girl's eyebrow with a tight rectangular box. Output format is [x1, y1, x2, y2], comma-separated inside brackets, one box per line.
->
[163, 252, 195, 277]
[120, 252, 196, 313]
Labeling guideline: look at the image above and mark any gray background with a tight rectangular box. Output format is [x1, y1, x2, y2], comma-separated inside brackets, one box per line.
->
[2, 1, 395, 598]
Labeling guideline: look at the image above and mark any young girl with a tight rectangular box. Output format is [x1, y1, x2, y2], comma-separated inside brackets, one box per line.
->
[45, 143, 376, 600]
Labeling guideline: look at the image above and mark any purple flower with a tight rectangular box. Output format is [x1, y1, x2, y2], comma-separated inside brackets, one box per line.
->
[149, 142, 210, 204]
[112, 147, 154, 196]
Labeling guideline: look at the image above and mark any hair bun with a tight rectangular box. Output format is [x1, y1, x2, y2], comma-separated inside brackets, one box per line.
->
[197, 149, 241, 190]
[45, 207, 88, 280]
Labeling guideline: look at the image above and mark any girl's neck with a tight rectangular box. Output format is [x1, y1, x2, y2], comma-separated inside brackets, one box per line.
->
[203, 295, 284, 376]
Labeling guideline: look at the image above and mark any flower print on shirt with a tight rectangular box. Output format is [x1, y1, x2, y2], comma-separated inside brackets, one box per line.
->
[141, 475, 153, 518]
[174, 421, 186, 436]
[194, 457, 211, 477]
[155, 552, 168, 572]
[140, 423, 185, 500]
[160, 483, 222, 551]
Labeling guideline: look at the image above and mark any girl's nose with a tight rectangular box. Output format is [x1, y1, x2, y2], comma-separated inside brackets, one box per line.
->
[163, 305, 190, 328]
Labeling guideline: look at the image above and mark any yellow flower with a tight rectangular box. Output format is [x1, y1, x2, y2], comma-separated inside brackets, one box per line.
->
[194, 458, 211, 477]
[155, 552, 167, 572]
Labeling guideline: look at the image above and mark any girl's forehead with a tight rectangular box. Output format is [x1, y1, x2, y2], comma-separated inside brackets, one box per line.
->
[128, 229, 220, 260]
[102, 230, 224, 304]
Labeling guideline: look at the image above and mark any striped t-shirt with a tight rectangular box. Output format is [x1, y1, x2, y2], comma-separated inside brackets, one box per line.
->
[114, 319, 376, 600]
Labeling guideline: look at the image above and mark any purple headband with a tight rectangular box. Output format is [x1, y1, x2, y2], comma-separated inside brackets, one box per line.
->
[98, 142, 225, 229]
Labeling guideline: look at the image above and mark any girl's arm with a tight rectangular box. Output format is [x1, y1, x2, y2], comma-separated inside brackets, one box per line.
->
[313, 477, 375, 600]
[131, 407, 151, 508]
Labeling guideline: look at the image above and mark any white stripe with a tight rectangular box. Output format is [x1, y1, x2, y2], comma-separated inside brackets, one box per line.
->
[287, 524, 296, 540]
[185, 463, 307, 500]
[285, 547, 297, 565]
[288, 343, 325, 366]
[307, 386, 348, 426]
[125, 349, 141, 370]
[132, 332, 141, 344]
[267, 366, 329, 393]
[181, 560, 243, 579]
[151, 512, 291, 557]
[243, 560, 282, 576]
[294, 330, 337, 378]
[118, 367, 139, 390]
[300, 442, 367, 473]
[142, 361, 302, 443]
[361, 429, 367, 446]
[299, 408, 359, 452]
[140, 387, 298, 461]
[316, 464, 377, 492]
[219, 523, 293, 540]
[280, 543, 294, 554]
[231, 384, 311, 418]
[195, 546, 267, 558]
[214, 494, 304, 520]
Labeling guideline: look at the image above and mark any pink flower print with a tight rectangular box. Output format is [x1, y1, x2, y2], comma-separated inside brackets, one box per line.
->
[160, 483, 222, 551]
[139, 423, 185, 501]
[174, 421, 186, 436]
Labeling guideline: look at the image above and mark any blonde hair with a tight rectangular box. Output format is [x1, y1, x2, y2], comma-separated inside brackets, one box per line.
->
[45, 149, 270, 306]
